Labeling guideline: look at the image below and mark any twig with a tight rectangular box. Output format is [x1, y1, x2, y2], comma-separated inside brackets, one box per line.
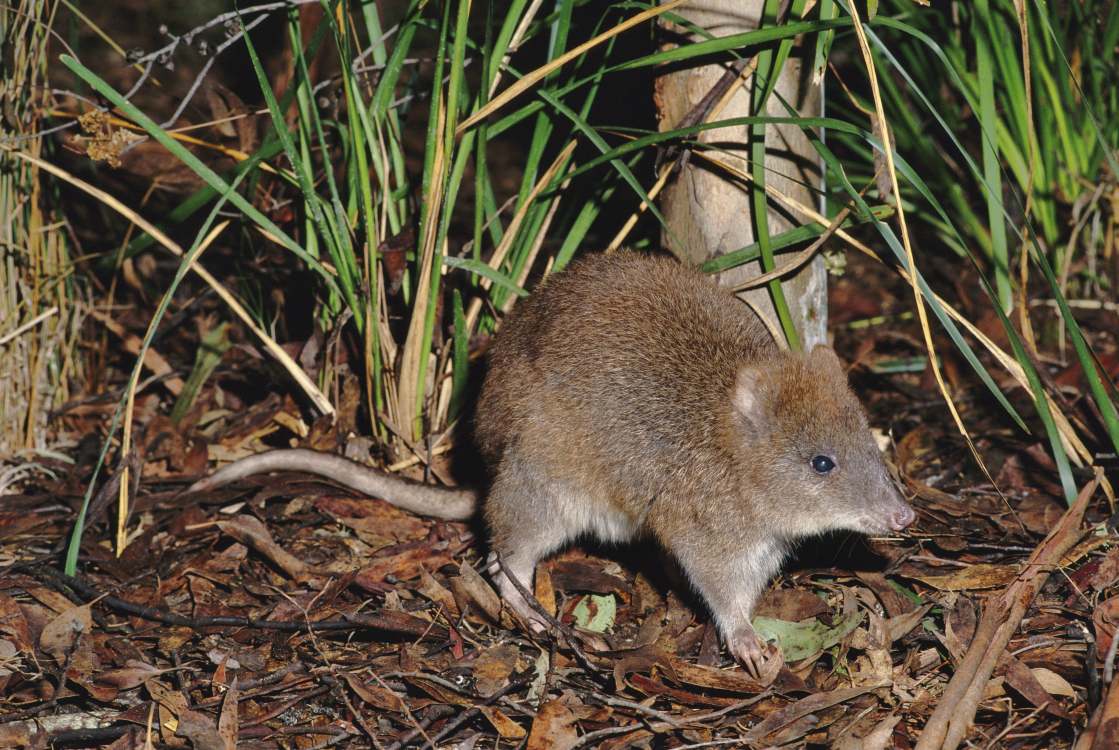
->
[386, 677, 531, 750]
[494, 553, 604, 674]
[569, 694, 771, 749]
[732, 178, 877, 292]
[588, 694, 682, 728]
[160, 14, 269, 128]
[39, 569, 446, 639]
[915, 476, 1099, 750]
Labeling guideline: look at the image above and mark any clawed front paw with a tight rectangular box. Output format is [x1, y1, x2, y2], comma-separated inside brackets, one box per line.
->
[727, 625, 782, 683]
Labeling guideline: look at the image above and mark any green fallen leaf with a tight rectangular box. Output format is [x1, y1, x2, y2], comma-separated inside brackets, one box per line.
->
[571, 594, 615, 633]
[753, 609, 864, 662]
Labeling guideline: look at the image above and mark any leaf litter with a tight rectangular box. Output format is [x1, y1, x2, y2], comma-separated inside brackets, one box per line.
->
[2, 259, 1118, 749]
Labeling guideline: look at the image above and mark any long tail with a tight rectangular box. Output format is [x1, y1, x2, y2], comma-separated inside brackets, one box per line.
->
[187, 448, 477, 521]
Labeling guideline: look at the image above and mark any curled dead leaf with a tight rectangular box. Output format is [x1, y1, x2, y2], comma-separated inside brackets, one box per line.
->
[39, 603, 92, 662]
[908, 563, 1019, 591]
[450, 561, 505, 625]
[97, 660, 174, 690]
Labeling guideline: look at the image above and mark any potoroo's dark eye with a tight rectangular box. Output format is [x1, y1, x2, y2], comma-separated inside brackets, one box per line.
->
[810, 455, 836, 474]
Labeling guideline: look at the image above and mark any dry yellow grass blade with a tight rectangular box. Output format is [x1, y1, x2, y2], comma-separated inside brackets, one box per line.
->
[605, 162, 674, 254]
[433, 141, 576, 432]
[86, 308, 185, 396]
[847, 2, 1000, 495]
[457, 0, 688, 136]
[463, 139, 578, 333]
[397, 93, 450, 442]
[0, 307, 58, 346]
[9, 148, 335, 417]
[117, 220, 230, 555]
[487, 0, 547, 98]
[505, 169, 568, 312]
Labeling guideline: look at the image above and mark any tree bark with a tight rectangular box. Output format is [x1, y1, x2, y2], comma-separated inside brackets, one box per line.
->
[656, 0, 826, 348]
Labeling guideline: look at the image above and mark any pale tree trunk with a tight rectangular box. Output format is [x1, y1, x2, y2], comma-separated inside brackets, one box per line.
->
[656, 0, 827, 349]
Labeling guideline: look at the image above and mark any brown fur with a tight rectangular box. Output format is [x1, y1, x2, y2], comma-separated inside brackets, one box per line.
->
[474, 252, 913, 666]
[192, 252, 914, 669]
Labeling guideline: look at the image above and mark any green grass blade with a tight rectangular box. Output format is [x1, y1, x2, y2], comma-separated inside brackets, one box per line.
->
[699, 205, 895, 274]
[973, 0, 1011, 313]
[443, 256, 528, 298]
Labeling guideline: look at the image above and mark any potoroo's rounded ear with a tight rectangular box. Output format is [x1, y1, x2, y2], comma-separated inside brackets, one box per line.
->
[733, 365, 767, 430]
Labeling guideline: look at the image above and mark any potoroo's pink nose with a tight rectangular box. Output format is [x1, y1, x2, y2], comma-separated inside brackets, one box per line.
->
[889, 503, 916, 531]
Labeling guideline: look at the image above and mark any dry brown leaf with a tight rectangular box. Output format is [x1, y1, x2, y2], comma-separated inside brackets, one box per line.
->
[406, 675, 470, 707]
[473, 643, 520, 697]
[886, 603, 934, 643]
[626, 671, 743, 707]
[1016, 494, 1066, 535]
[1089, 547, 1119, 591]
[0, 594, 34, 654]
[535, 564, 557, 617]
[834, 713, 901, 750]
[25, 586, 78, 615]
[480, 706, 527, 739]
[909, 563, 1019, 591]
[549, 559, 631, 598]
[854, 572, 917, 616]
[746, 684, 885, 742]
[755, 588, 831, 621]
[944, 595, 977, 662]
[316, 496, 429, 547]
[176, 708, 225, 750]
[342, 672, 406, 713]
[451, 561, 505, 624]
[217, 679, 238, 750]
[612, 645, 667, 692]
[1003, 656, 1069, 718]
[526, 699, 580, 750]
[1093, 596, 1119, 654]
[1031, 667, 1076, 698]
[417, 565, 460, 619]
[662, 654, 766, 694]
[97, 660, 174, 690]
[39, 602, 91, 662]
[849, 611, 893, 687]
[354, 545, 454, 591]
[146, 678, 190, 740]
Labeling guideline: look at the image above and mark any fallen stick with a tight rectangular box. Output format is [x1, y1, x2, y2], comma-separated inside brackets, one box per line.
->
[1074, 617, 1119, 750]
[915, 476, 1099, 750]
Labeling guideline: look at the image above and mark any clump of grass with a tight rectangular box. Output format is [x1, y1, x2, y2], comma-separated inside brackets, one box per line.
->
[0, 0, 84, 464]
[826, 0, 1119, 501]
